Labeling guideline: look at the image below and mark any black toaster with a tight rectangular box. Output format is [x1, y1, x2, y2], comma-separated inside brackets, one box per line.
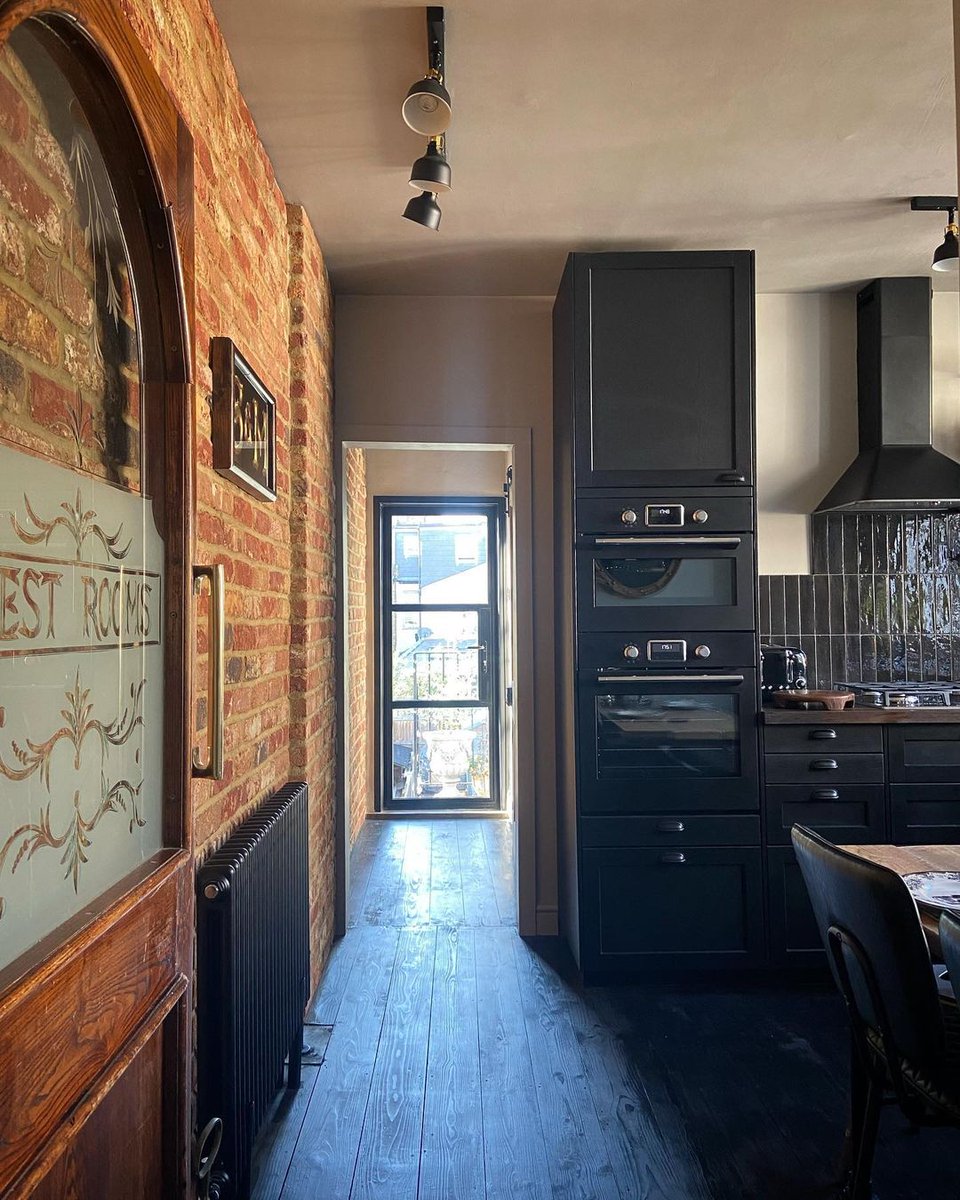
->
[760, 644, 808, 695]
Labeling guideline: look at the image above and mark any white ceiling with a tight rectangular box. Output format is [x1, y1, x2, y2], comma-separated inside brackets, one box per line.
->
[211, 0, 959, 296]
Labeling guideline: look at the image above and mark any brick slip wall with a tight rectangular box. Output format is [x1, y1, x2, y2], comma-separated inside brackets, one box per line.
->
[344, 445, 369, 842]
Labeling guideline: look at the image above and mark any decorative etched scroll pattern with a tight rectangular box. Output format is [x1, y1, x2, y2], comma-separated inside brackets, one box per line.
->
[0, 672, 146, 915]
[10, 490, 132, 560]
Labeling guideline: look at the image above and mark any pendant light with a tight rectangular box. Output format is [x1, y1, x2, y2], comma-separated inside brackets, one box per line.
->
[911, 195, 960, 273]
[403, 190, 442, 230]
[401, 8, 450, 135]
[409, 136, 451, 193]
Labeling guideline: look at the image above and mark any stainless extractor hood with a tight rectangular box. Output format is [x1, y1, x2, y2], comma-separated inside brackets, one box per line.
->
[815, 277, 960, 512]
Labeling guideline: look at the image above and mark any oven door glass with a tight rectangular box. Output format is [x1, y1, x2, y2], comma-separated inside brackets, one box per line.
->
[578, 675, 759, 812]
[594, 556, 735, 608]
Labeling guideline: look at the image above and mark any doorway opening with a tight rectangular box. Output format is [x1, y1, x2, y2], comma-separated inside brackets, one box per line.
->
[376, 498, 505, 813]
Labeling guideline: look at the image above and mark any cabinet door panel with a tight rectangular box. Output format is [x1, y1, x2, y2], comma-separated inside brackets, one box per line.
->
[890, 785, 960, 844]
[767, 847, 824, 965]
[763, 724, 883, 755]
[572, 252, 754, 489]
[887, 726, 960, 785]
[764, 784, 885, 846]
[764, 753, 884, 786]
[580, 846, 764, 975]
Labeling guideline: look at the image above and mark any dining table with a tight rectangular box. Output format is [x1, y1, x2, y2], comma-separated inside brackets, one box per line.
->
[839, 843, 960, 960]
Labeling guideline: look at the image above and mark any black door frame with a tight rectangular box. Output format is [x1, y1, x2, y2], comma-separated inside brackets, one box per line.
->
[374, 496, 504, 812]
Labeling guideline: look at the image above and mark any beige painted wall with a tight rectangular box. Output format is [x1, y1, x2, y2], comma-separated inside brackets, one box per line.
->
[336, 296, 555, 932]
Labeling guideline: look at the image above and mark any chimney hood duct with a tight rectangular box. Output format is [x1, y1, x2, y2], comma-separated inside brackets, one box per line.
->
[815, 277, 960, 513]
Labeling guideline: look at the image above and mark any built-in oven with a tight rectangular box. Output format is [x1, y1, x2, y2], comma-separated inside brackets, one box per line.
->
[575, 532, 755, 632]
[577, 633, 760, 813]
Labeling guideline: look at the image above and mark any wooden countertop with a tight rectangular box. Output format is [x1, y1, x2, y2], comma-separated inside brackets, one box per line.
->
[762, 706, 960, 724]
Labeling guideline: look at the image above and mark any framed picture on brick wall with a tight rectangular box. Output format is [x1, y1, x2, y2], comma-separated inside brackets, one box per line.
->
[211, 337, 277, 501]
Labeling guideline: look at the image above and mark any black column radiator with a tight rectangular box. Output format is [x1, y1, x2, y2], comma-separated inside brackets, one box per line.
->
[196, 781, 310, 1199]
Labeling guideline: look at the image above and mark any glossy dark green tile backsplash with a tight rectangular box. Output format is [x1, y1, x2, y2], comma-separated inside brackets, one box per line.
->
[759, 511, 960, 688]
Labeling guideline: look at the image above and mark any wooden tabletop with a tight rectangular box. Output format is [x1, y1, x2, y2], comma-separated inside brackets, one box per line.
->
[838, 844, 960, 958]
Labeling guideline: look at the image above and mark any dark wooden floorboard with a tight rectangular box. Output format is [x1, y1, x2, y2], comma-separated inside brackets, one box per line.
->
[429, 820, 465, 926]
[263, 819, 960, 1200]
[351, 929, 436, 1198]
[417, 927, 485, 1200]
[280, 926, 399, 1198]
[250, 1066, 321, 1200]
[456, 820, 502, 927]
[475, 926, 554, 1198]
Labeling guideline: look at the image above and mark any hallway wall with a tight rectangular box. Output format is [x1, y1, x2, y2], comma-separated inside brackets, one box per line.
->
[116, 0, 337, 984]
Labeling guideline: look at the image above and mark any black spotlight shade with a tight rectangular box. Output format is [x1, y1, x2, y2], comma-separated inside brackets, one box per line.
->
[409, 140, 451, 193]
[401, 76, 452, 136]
[403, 190, 441, 230]
[933, 223, 960, 272]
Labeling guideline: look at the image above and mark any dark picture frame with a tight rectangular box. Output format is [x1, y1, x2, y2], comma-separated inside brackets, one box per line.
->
[211, 337, 277, 501]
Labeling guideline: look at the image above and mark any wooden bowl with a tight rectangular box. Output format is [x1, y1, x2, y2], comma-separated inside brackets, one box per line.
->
[771, 689, 855, 711]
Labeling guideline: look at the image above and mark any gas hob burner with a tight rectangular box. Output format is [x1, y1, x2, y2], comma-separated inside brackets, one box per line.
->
[838, 681, 960, 709]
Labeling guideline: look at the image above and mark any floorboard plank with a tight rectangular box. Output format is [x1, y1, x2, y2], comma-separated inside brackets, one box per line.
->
[396, 822, 433, 927]
[481, 820, 516, 925]
[418, 927, 485, 1200]
[475, 927, 553, 1199]
[250, 1066, 321, 1200]
[280, 927, 399, 1198]
[512, 938, 622, 1199]
[346, 821, 381, 927]
[350, 929, 437, 1199]
[456, 821, 502, 927]
[307, 933, 361, 1025]
[360, 821, 409, 926]
[429, 821, 465, 926]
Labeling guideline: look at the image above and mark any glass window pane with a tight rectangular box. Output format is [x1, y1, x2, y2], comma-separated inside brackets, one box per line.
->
[392, 707, 490, 800]
[594, 557, 734, 607]
[392, 610, 480, 701]
[391, 514, 488, 604]
[596, 694, 739, 777]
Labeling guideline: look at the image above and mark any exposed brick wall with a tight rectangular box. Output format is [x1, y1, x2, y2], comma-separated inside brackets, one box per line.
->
[344, 446, 369, 842]
[0, 0, 336, 982]
[287, 205, 336, 988]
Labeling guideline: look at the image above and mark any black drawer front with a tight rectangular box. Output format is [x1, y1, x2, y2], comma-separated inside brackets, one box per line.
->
[767, 847, 824, 965]
[576, 496, 754, 536]
[888, 725, 960, 785]
[764, 785, 885, 846]
[581, 846, 764, 974]
[890, 785, 960, 844]
[580, 815, 760, 848]
[763, 724, 883, 755]
[764, 753, 884, 786]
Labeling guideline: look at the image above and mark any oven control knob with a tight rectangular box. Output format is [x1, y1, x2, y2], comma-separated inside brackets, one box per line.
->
[620, 508, 638, 526]
[692, 509, 709, 524]
[694, 644, 711, 659]
[623, 644, 641, 661]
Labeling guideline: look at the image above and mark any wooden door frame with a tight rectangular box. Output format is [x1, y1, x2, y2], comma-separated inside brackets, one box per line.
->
[0, 2, 195, 1195]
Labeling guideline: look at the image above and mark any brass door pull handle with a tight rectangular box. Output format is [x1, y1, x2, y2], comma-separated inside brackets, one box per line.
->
[193, 563, 225, 780]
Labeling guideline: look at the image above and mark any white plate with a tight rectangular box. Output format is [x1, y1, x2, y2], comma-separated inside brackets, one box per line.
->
[903, 871, 960, 910]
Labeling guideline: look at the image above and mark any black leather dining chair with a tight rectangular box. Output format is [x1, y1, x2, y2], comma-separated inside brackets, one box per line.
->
[791, 825, 960, 1200]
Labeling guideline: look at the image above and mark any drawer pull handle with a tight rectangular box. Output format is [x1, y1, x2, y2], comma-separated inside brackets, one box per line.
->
[811, 788, 840, 801]
[660, 851, 686, 864]
[657, 820, 685, 833]
[811, 759, 839, 771]
[717, 472, 746, 484]
[810, 729, 837, 740]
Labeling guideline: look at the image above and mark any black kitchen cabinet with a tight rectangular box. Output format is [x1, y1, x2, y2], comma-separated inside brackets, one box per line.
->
[766, 847, 823, 965]
[555, 251, 756, 490]
[580, 846, 765, 977]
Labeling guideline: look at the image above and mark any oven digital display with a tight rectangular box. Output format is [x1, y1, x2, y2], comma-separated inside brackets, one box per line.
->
[647, 640, 686, 663]
[645, 504, 684, 527]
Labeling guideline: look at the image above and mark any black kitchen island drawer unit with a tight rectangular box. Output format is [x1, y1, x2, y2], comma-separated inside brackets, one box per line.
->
[767, 847, 823, 966]
[580, 846, 765, 975]
[890, 785, 960, 843]
[888, 725, 960, 785]
[763, 724, 883, 755]
[765, 785, 885, 846]
[580, 814, 760, 847]
[764, 753, 884, 786]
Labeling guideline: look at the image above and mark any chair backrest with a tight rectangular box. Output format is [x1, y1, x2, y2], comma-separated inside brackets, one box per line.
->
[940, 911, 960, 1005]
[792, 825, 944, 1072]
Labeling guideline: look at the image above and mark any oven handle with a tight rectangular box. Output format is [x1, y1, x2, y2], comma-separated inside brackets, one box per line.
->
[595, 673, 745, 684]
[587, 535, 742, 547]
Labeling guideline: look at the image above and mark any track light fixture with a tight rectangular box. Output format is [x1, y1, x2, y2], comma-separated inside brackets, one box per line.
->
[402, 8, 451, 229]
[403, 190, 442, 230]
[912, 195, 960, 273]
[401, 7, 451, 136]
[409, 135, 451, 193]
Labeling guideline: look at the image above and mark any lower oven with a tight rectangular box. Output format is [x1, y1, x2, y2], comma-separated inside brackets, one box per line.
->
[575, 533, 755, 632]
[577, 636, 759, 813]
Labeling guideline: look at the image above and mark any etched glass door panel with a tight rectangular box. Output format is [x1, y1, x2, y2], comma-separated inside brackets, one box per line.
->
[0, 26, 162, 969]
